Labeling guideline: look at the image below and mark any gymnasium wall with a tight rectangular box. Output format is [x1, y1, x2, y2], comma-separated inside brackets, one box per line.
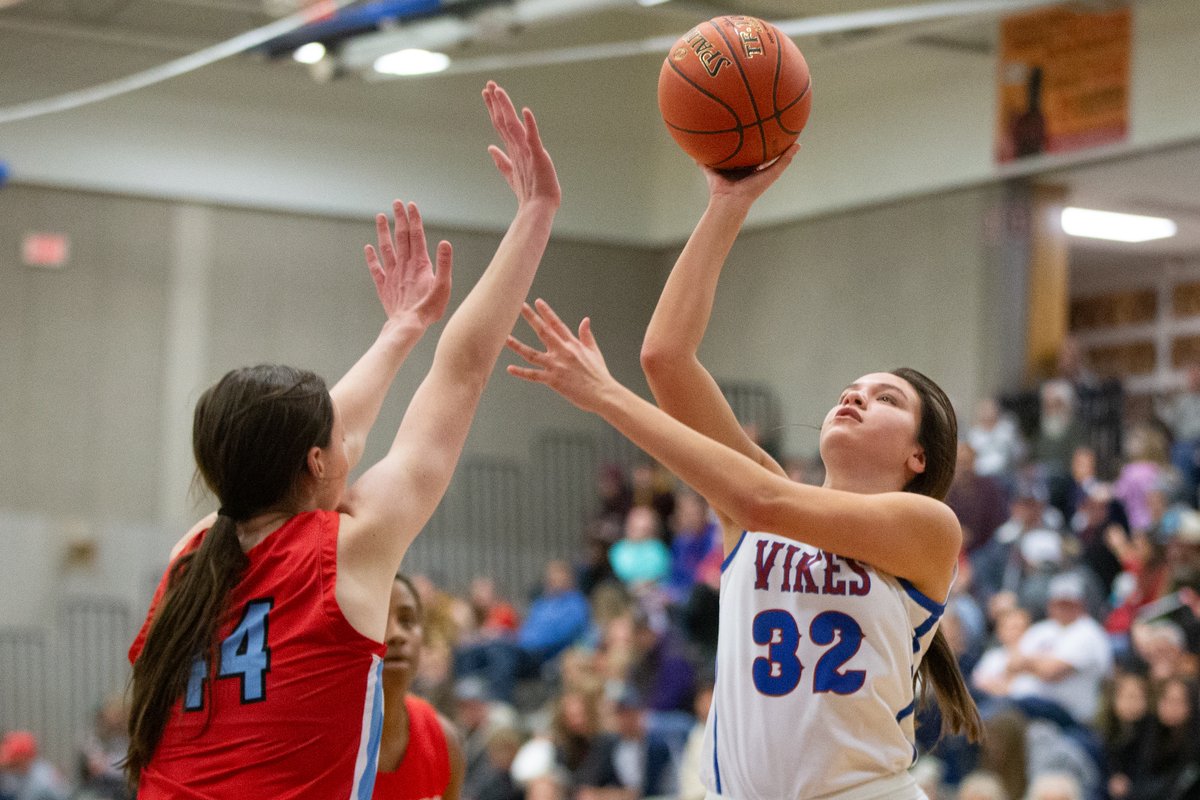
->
[0, 177, 1014, 632]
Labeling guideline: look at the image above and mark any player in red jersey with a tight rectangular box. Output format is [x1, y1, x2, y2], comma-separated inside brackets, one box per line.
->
[373, 574, 464, 800]
[125, 81, 560, 799]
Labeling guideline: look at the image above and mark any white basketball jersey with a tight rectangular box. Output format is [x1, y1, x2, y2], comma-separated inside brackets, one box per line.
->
[699, 530, 946, 800]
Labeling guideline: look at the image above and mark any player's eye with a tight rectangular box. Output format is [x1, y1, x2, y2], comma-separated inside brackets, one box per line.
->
[879, 394, 895, 404]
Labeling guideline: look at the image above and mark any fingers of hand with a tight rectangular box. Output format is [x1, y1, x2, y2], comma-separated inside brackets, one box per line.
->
[533, 298, 573, 341]
[506, 334, 543, 365]
[435, 241, 453, 276]
[506, 364, 544, 384]
[406, 202, 427, 268]
[375, 213, 395, 267]
[364, 245, 385, 287]
[392, 199, 411, 265]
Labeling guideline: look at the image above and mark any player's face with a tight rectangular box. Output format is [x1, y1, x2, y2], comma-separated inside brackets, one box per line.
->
[314, 403, 351, 510]
[384, 580, 423, 680]
[819, 373, 923, 481]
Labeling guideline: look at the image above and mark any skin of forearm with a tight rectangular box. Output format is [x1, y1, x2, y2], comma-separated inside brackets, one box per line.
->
[643, 196, 750, 358]
[332, 318, 427, 467]
[595, 379, 777, 529]
[435, 202, 556, 374]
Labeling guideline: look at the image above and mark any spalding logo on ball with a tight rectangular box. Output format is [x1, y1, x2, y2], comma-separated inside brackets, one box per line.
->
[658, 15, 812, 169]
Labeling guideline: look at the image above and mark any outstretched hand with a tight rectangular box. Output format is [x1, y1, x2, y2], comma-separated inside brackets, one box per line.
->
[506, 299, 614, 414]
[704, 142, 801, 204]
[364, 200, 453, 332]
[483, 81, 562, 209]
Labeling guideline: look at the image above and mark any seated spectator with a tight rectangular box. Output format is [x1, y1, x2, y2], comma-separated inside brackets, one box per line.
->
[550, 687, 622, 796]
[972, 477, 1064, 608]
[1032, 380, 1087, 519]
[595, 464, 633, 525]
[1128, 620, 1193, 681]
[1113, 423, 1176, 535]
[677, 676, 713, 800]
[609, 506, 671, 588]
[1124, 676, 1200, 800]
[1023, 771, 1082, 800]
[0, 731, 68, 800]
[958, 771, 1010, 800]
[626, 609, 697, 715]
[968, 397, 1026, 489]
[910, 756, 946, 800]
[1006, 572, 1114, 725]
[467, 576, 519, 641]
[1095, 670, 1151, 800]
[1104, 526, 1170, 644]
[629, 462, 675, 532]
[947, 442, 1010, 553]
[1155, 362, 1200, 507]
[603, 685, 676, 799]
[455, 560, 591, 705]
[454, 677, 522, 800]
[665, 491, 719, 604]
[471, 725, 525, 800]
[1071, 482, 1127, 597]
[972, 606, 1033, 699]
[76, 693, 131, 800]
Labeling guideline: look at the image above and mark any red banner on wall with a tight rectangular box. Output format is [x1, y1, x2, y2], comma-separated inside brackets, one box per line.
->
[995, 7, 1131, 163]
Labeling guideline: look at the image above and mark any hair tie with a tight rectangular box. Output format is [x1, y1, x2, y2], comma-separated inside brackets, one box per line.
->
[217, 507, 233, 519]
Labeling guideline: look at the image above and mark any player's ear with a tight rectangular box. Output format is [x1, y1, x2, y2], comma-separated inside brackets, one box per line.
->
[306, 446, 325, 479]
[906, 446, 926, 476]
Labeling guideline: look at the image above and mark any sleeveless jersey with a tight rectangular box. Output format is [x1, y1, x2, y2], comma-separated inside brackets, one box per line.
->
[129, 510, 386, 800]
[371, 694, 451, 800]
[699, 531, 947, 800]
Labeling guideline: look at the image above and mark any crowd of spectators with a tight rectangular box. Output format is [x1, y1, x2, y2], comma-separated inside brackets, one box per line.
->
[403, 346, 1200, 800]
[5, 345, 1200, 800]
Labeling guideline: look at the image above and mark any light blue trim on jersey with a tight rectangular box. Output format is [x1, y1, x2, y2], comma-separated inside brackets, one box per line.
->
[711, 703, 722, 794]
[720, 531, 747, 573]
[354, 659, 384, 800]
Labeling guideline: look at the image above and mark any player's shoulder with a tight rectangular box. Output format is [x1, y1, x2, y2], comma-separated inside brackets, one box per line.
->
[169, 512, 218, 560]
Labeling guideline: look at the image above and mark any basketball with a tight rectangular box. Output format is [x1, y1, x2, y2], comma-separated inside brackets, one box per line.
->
[657, 15, 812, 170]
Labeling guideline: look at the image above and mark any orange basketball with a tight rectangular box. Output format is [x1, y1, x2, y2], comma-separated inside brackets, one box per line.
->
[658, 15, 812, 170]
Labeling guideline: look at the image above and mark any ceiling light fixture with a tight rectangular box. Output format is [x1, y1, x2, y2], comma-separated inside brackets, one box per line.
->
[1060, 207, 1177, 243]
[293, 42, 327, 64]
[373, 49, 451, 76]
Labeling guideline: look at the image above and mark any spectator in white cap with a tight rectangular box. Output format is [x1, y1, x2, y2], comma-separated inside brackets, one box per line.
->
[1005, 571, 1114, 724]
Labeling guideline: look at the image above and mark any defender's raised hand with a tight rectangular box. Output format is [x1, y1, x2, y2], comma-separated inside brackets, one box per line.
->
[483, 81, 562, 209]
[364, 199, 453, 333]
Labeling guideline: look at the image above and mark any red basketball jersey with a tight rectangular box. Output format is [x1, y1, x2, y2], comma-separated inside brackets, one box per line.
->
[129, 510, 386, 800]
[371, 695, 451, 800]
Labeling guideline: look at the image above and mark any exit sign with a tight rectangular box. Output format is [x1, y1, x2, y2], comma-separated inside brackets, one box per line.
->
[22, 233, 70, 268]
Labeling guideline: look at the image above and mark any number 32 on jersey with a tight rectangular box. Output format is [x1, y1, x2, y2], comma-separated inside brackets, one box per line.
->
[752, 609, 865, 696]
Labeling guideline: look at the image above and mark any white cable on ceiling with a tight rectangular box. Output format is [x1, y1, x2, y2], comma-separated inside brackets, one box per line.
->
[0, 0, 1081, 121]
[0, 0, 363, 125]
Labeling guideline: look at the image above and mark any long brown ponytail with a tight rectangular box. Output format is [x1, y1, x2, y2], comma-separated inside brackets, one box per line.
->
[125, 365, 333, 786]
[892, 367, 984, 743]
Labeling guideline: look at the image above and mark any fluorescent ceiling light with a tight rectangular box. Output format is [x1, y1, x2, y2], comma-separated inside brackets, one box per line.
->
[293, 42, 326, 64]
[1061, 207, 1177, 243]
[374, 49, 451, 76]
[637, 0, 671, 6]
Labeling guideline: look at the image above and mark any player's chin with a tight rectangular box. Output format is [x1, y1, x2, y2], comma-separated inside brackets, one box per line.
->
[382, 657, 414, 676]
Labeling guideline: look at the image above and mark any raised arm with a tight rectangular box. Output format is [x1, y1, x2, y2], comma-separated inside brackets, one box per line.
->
[508, 299, 960, 600]
[331, 201, 454, 471]
[640, 146, 799, 483]
[341, 82, 560, 585]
